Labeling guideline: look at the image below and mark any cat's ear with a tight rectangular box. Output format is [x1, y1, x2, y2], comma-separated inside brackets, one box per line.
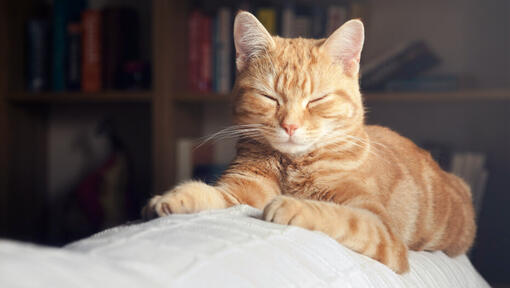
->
[233, 11, 275, 71]
[323, 19, 365, 76]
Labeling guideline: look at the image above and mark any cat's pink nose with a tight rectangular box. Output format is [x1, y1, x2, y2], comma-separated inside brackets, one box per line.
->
[281, 123, 299, 136]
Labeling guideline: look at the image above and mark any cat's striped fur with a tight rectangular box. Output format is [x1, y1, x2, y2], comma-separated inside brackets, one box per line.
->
[144, 12, 476, 273]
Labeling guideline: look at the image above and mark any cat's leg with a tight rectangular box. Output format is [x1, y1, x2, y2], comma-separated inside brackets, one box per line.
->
[263, 196, 409, 273]
[142, 181, 230, 219]
[143, 163, 281, 219]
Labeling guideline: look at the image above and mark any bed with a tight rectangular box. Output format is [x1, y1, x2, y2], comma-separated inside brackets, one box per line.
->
[0, 205, 489, 287]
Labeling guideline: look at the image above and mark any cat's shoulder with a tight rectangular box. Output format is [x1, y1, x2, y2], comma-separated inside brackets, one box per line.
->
[365, 125, 416, 147]
[365, 125, 400, 139]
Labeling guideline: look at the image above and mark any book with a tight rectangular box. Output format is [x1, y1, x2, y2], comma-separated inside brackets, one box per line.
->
[188, 10, 202, 91]
[52, 0, 68, 91]
[176, 139, 194, 183]
[66, 23, 81, 90]
[257, 7, 277, 35]
[176, 138, 225, 184]
[102, 7, 140, 90]
[81, 10, 102, 92]
[26, 19, 50, 92]
[214, 7, 232, 93]
[281, 2, 295, 38]
[361, 41, 440, 91]
[450, 152, 488, 218]
[198, 14, 213, 92]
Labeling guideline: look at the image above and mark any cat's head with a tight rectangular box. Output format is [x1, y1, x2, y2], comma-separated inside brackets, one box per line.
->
[232, 11, 365, 155]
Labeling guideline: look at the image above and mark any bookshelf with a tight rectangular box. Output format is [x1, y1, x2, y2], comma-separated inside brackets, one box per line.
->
[0, 0, 181, 243]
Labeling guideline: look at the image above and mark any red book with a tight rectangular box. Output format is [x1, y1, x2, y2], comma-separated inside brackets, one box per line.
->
[188, 11, 201, 91]
[198, 15, 212, 92]
[81, 10, 102, 92]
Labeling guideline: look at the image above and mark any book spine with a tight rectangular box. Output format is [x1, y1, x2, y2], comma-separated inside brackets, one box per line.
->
[198, 15, 212, 92]
[361, 42, 439, 90]
[257, 8, 277, 35]
[217, 8, 232, 93]
[66, 23, 81, 90]
[52, 0, 68, 91]
[176, 138, 194, 183]
[27, 19, 49, 92]
[188, 11, 201, 91]
[281, 3, 295, 38]
[81, 10, 102, 92]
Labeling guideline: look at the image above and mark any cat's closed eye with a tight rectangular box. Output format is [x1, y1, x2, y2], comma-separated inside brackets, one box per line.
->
[260, 94, 280, 106]
[307, 94, 330, 107]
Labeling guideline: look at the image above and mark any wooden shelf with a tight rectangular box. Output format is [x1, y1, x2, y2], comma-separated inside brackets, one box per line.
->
[7, 91, 152, 103]
[174, 89, 510, 104]
[363, 89, 510, 102]
[174, 92, 232, 103]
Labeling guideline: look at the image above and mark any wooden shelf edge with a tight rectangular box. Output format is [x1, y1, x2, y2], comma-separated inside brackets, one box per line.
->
[364, 89, 510, 102]
[7, 91, 153, 103]
[174, 92, 232, 103]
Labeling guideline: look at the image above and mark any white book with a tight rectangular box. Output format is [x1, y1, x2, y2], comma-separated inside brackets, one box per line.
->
[473, 169, 488, 218]
[464, 153, 477, 187]
[176, 138, 194, 183]
[451, 153, 466, 181]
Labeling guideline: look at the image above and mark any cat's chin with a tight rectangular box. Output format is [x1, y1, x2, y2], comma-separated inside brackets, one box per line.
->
[271, 141, 312, 155]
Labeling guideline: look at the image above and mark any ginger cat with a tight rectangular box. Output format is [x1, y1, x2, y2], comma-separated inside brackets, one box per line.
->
[143, 11, 476, 273]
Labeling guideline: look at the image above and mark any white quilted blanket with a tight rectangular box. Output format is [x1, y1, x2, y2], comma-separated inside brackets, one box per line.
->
[0, 205, 489, 288]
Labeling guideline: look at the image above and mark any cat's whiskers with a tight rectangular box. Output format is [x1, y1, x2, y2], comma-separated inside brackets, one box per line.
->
[195, 124, 265, 149]
[342, 135, 391, 163]
[315, 129, 387, 162]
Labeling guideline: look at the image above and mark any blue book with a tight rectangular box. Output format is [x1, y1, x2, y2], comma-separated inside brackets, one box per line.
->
[27, 19, 49, 92]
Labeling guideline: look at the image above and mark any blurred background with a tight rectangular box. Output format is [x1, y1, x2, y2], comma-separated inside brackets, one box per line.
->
[0, 0, 509, 286]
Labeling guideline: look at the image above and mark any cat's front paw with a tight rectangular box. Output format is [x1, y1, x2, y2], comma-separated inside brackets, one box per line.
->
[142, 181, 227, 219]
[263, 196, 314, 229]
